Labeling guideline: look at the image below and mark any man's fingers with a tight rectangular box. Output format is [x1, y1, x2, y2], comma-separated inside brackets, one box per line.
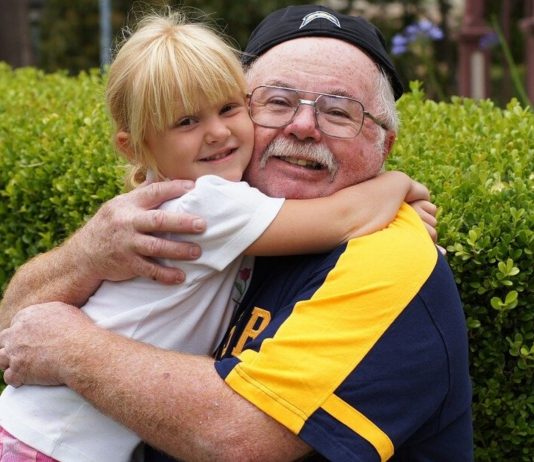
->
[72, 179, 208, 283]
[133, 180, 195, 209]
[128, 256, 185, 284]
[126, 233, 204, 283]
[133, 235, 202, 260]
[0, 336, 22, 387]
[0, 347, 9, 371]
[3, 368, 21, 388]
[133, 208, 206, 235]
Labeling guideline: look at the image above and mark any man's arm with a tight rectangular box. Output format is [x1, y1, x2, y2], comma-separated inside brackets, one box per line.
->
[0, 180, 205, 330]
[0, 303, 311, 461]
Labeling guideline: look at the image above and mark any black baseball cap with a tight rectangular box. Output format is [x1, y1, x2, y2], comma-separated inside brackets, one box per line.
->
[243, 5, 404, 100]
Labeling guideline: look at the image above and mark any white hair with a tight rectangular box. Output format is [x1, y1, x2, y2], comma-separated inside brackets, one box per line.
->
[372, 69, 399, 152]
[374, 69, 399, 131]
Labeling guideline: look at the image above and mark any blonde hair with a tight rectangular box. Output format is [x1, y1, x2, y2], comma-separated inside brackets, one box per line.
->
[106, 10, 248, 189]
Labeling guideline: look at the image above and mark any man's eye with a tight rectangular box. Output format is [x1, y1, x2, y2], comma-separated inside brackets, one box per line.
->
[266, 97, 292, 107]
[324, 108, 352, 119]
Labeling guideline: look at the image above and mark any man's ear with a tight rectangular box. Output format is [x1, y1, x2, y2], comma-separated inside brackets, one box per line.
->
[115, 131, 134, 160]
[381, 131, 396, 162]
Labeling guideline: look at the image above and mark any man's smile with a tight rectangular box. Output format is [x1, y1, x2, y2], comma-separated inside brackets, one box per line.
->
[276, 155, 326, 170]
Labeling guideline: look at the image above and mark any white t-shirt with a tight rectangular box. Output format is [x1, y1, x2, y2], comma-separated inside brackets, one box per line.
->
[0, 175, 284, 462]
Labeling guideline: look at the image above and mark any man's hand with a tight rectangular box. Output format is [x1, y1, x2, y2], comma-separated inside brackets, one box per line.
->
[0, 302, 93, 387]
[71, 180, 206, 284]
[0, 180, 207, 329]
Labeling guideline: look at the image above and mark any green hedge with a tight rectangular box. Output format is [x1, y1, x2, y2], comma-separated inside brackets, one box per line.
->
[0, 63, 125, 288]
[0, 66, 533, 461]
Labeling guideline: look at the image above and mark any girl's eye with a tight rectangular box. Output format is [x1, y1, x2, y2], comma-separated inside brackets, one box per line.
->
[176, 117, 196, 127]
[220, 103, 239, 114]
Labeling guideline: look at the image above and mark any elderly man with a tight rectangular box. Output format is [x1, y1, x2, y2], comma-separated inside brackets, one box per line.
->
[0, 5, 472, 461]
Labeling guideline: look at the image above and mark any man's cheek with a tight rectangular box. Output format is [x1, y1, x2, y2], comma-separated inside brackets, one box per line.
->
[252, 127, 276, 156]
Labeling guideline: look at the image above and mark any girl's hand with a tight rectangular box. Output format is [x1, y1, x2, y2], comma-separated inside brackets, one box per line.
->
[409, 199, 438, 243]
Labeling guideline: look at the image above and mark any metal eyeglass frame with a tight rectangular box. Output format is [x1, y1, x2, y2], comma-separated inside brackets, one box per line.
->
[247, 85, 388, 139]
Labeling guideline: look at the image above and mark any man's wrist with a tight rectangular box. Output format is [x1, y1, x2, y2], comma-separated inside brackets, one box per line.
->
[60, 320, 108, 390]
[62, 229, 105, 288]
[65, 227, 94, 273]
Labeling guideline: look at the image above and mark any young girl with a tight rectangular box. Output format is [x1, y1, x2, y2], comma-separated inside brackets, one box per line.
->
[0, 10, 427, 462]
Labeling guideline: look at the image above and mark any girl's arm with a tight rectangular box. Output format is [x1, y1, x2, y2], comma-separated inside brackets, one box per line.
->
[246, 171, 431, 256]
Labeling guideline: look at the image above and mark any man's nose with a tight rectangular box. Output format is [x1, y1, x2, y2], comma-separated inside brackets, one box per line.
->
[282, 104, 322, 142]
[205, 117, 231, 144]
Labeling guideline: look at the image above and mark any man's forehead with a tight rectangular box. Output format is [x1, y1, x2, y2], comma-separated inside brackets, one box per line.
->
[259, 79, 357, 100]
[261, 36, 366, 56]
[253, 36, 377, 75]
[247, 37, 377, 97]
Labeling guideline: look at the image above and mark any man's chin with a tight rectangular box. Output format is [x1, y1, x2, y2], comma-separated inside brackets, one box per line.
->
[256, 179, 331, 199]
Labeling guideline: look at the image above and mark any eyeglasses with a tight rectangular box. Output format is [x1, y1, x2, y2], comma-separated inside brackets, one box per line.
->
[247, 85, 388, 139]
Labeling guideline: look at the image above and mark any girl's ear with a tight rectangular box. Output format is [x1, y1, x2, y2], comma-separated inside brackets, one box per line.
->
[115, 131, 134, 160]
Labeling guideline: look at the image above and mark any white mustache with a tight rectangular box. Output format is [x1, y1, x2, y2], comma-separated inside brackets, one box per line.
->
[259, 137, 339, 180]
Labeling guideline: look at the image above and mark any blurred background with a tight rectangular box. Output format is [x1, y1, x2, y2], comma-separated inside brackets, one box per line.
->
[0, 0, 533, 107]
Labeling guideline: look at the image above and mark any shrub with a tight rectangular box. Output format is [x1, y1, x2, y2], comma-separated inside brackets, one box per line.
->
[0, 68, 532, 460]
[0, 63, 125, 291]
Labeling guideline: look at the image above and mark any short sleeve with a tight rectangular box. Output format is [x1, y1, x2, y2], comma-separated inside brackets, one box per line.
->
[159, 175, 284, 271]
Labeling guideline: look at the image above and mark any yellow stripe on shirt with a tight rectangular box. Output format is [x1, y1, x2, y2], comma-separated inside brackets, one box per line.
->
[322, 394, 394, 461]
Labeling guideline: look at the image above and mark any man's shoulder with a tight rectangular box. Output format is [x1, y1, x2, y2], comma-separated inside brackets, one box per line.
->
[254, 204, 440, 304]
[347, 203, 436, 258]
[320, 204, 438, 293]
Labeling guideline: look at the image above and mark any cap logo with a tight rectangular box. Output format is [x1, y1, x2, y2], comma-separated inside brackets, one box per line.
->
[299, 11, 341, 30]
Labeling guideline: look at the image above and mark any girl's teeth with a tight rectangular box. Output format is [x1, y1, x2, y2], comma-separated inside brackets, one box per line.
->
[206, 152, 227, 161]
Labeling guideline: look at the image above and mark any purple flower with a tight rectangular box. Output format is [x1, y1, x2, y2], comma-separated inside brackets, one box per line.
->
[390, 19, 444, 55]
[392, 45, 407, 55]
[392, 34, 409, 47]
[391, 33, 409, 55]
[418, 19, 434, 33]
[406, 24, 419, 38]
[427, 25, 444, 40]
